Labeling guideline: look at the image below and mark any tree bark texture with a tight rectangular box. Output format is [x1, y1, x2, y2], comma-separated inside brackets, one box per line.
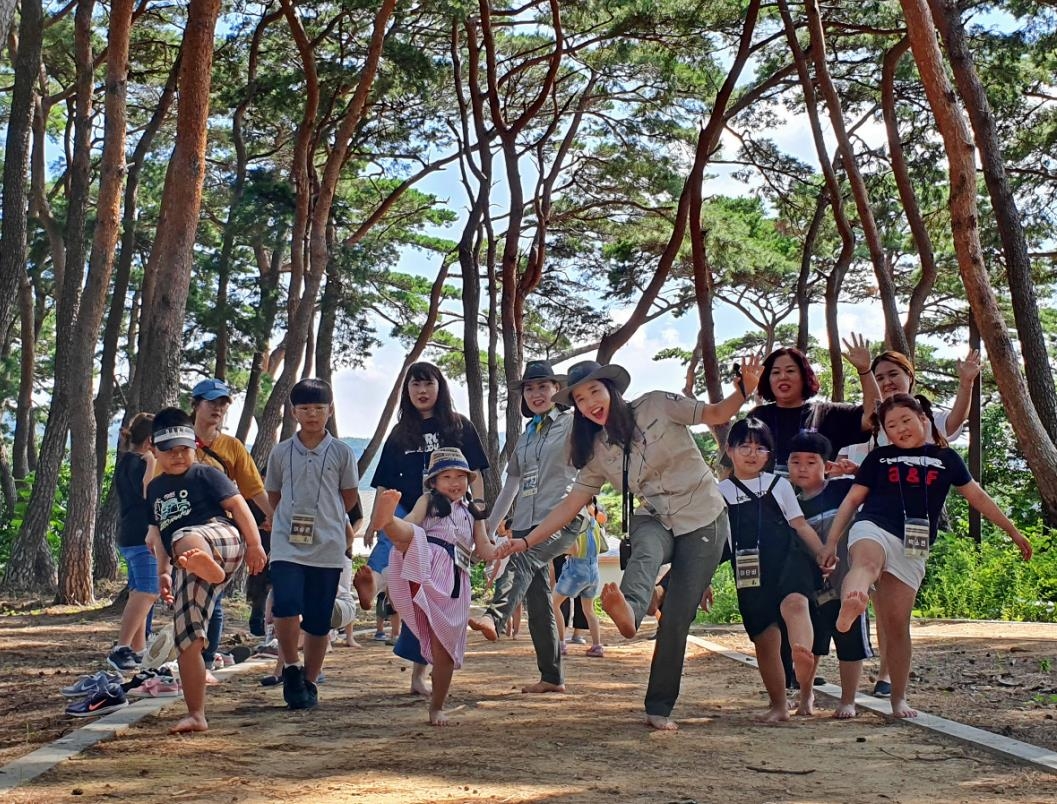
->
[803, 0, 910, 356]
[0, 0, 43, 336]
[899, 0, 1057, 522]
[130, 0, 222, 414]
[927, 0, 1057, 443]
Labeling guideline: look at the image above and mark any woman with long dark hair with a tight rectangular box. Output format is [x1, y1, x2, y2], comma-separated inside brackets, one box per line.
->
[499, 356, 762, 730]
[365, 362, 489, 696]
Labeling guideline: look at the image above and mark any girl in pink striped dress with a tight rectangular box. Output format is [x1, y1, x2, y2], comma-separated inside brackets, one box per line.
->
[370, 448, 496, 725]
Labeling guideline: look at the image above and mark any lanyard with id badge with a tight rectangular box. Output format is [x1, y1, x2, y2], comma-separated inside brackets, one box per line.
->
[730, 476, 780, 590]
[287, 441, 334, 545]
[896, 460, 932, 558]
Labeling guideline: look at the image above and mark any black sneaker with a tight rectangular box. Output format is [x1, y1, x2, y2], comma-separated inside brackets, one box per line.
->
[107, 646, 140, 672]
[304, 679, 319, 709]
[872, 680, 892, 697]
[66, 683, 129, 718]
[282, 665, 310, 709]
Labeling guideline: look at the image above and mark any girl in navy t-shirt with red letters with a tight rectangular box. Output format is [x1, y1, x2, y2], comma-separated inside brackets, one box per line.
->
[821, 394, 1032, 719]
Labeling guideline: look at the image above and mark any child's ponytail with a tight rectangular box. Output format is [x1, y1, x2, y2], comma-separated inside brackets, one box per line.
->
[914, 394, 948, 448]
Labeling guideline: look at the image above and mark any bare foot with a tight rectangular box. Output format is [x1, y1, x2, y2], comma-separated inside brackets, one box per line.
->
[468, 614, 498, 642]
[170, 714, 208, 734]
[204, 670, 220, 685]
[177, 548, 225, 584]
[890, 698, 918, 718]
[429, 709, 453, 726]
[646, 714, 678, 731]
[370, 489, 402, 532]
[795, 691, 815, 716]
[353, 565, 376, 611]
[411, 675, 432, 697]
[755, 704, 790, 724]
[836, 590, 869, 632]
[834, 703, 857, 719]
[522, 681, 566, 694]
[792, 643, 815, 688]
[600, 583, 637, 638]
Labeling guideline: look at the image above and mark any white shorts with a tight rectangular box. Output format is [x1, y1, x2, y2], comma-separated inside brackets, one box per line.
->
[847, 520, 926, 592]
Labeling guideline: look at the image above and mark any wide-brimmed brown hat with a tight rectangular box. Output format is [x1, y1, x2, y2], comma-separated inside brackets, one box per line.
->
[552, 360, 631, 407]
[510, 360, 566, 390]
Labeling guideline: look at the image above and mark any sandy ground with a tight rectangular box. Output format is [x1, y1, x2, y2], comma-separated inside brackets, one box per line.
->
[1, 601, 1055, 803]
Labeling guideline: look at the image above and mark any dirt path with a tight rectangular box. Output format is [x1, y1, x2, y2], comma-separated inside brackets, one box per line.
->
[1, 605, 1056, 803]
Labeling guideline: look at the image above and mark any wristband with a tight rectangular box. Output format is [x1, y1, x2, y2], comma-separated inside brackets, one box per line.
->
[857, 369, 871, 376]
[519, 536, 530, 550]
[736, 379, 747, 399]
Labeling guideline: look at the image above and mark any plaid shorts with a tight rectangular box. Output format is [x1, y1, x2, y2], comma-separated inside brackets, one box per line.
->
[171, 519, 246, 651]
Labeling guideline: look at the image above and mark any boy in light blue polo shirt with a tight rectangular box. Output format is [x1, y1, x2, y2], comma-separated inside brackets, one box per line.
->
[266, 379, 359, 710]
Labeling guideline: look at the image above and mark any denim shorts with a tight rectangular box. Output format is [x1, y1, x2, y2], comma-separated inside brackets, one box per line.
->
[555, 556, 599, 600]
[269, 561, 341, 636]
[119, 544, 159, 595]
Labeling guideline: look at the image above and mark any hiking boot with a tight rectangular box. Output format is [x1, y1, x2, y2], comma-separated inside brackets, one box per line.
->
[304, 679, 319, 709]
[107, 645, 141, 672]
[282, 665, 311, 710]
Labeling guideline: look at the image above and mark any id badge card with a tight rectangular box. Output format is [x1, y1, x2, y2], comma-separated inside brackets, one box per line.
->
[904, 516, 930, 558]
[290, 513, 316, 545]
[453, 542, 473, 572]
[522, 470, 539, 498]
[735, 548, 761, 589]
[815, 583, 839, 606]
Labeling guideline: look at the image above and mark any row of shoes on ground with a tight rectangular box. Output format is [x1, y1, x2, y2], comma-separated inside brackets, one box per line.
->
[65, 683, 130, 718]
[61, 670, 125, 698]
[123, 667, 181, 698]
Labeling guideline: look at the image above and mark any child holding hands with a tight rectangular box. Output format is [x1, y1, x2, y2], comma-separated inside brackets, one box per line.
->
[370, 448, 497, 725]
[825, 394, 1032, 719]
[719, 418, 834, 722]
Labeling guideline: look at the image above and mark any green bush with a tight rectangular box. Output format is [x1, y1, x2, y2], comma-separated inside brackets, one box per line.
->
[697, 561, 742, 625]
[0, 464, 72, 574]
[917, 525, 1056, 621]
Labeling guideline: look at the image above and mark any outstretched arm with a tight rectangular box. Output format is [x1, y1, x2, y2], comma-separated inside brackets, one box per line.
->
[486, 474, 519, 535]
[956, 481, 1032, 560]
[498, 488, 594, 557]
[698, 353, 763, 426]
[945, 349, 981, 436]
[818, 484, 870, 565]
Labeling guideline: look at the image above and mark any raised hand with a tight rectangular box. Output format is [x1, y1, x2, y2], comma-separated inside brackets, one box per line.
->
[957, 349, 982, 385]
[738, 353, 764, 396]
[841, 332, 872, 375]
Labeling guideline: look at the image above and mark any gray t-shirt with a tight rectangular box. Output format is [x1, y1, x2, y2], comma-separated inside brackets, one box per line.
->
[266, 432, 358, 568]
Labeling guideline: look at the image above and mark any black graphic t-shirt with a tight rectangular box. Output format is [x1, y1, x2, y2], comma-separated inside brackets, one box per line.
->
[115, 451, 151, 548]
[371, 414, 489, 512]
[798, 477, 855, 588]
[147, 463, 239, 556]
[854, 444, 972, 543]
[747, 402, 868, 470]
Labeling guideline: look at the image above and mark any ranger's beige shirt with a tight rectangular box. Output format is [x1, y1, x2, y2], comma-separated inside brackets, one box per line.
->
[571, 391, 725, 536]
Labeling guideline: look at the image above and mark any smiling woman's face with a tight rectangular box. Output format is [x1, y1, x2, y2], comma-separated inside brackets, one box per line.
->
[769, 355, 804, 407]
[572, 380, 611, 425]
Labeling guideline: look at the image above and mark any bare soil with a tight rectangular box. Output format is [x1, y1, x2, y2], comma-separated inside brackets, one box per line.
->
[1, 596, 1055, 803]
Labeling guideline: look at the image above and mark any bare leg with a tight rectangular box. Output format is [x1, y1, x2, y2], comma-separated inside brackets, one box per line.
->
[118, 591, 157, 652]
[874, 573, 919, 718]
[411, 662, 431, 696]
[552, 593, 569, 644]
[342, 624, 360, 647]
[834, 659, 863, 719]
[511, 603, 522, 638]
[172, 638, 209, 734]
[752, 626, 789, 723]
[780, 594, 816, 716]
[872, 603, 891, 686]
[303, 633, 330, 683]
[275, 615, 303, 666]
[428, 637, 455, 726]
[600, 582, 636, 638]
[370, 490, 414, 551]
[582, 595, 602, 649]
[837, 540, 886, 633]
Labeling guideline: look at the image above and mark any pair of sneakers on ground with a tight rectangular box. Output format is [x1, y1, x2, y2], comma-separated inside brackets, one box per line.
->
[282, 664, 318, 710]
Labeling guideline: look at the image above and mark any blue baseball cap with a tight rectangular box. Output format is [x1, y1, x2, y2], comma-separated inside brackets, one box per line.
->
[191, 378, 232, 401]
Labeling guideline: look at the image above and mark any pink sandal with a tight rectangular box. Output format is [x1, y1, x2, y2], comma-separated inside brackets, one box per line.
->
[585, 644, 605, 658]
